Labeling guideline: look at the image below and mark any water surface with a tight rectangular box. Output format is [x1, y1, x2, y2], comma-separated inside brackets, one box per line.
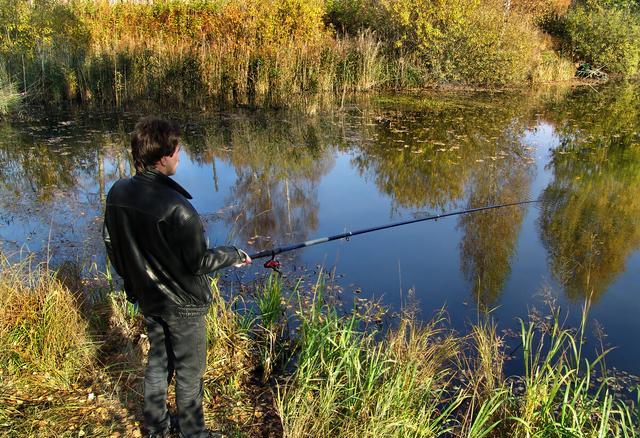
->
[1, 82, 639, 377]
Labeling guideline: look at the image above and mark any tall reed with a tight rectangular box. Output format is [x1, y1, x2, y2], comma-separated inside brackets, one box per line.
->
[276, 278, 466, 437]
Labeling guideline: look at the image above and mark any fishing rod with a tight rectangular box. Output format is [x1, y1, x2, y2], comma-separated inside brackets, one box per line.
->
[248, 199, 540, 272]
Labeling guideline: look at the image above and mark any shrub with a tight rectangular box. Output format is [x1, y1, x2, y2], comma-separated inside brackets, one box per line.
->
[562, 4, 640, 76]
[439, 4, 543, 85]
[324, 0, 373, 34]
[511, 0, 573, 22]
[338, 0, 547, 85]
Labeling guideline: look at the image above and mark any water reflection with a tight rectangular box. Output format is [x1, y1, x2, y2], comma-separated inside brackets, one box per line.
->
[0, 116, 130, 258]
[458, 143, 532, 307]
[0, 125, 84, 201]
[346, 93, 541, 212]
[344, 93, 539, 305]
[540, 83, 640, 300]
[0, 83, 638, 311]
[188, 115, 335, 251]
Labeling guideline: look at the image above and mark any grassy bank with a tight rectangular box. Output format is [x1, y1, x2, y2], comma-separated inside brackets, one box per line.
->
[1, 0, 638, 110]
[1, 254, 638, 437]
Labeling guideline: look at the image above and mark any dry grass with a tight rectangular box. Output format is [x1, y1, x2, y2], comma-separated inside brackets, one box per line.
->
[0, 254, 92, 381]
[0, 255, 138, 436]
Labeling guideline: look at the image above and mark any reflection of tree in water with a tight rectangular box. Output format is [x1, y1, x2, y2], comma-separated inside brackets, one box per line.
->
[0, 118, 132, 203]
[333, 93, 543, 305]
[0, 129, 82, 202]
[226, 170, 322, 250]
[0, 117, 132, 259]
[458, 135, 532, 307]
[344, 93, 539, 305]
[348, 92, 540, 211]
[194, 114, 335, 250]
[540, 83, 640, 301]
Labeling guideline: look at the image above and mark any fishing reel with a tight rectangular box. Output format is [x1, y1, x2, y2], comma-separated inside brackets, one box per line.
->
[263, 254, 282, 274]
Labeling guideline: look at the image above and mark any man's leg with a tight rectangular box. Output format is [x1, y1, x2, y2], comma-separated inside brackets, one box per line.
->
[143, 315, 174, 436]
[166, 315, 207, 438]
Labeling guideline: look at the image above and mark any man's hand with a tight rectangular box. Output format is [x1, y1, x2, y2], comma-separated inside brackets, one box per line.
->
[233, 249, 252, 268]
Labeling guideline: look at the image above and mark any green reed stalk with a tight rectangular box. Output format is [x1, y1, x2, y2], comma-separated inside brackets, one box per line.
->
[512, 299, 638, 437]
[277, 275, 466, 437]
[254, 273, 288, 381]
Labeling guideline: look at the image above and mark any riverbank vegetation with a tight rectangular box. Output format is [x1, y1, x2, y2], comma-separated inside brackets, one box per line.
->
[0, 65, 20, 115]
[0, 253, 638, 437]
[0, 0, 639, 110]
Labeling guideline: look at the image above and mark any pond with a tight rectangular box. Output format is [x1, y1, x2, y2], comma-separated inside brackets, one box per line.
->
[1, 82, 639, 378]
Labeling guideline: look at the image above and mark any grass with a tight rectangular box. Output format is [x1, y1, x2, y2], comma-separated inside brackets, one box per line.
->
[0, 66, 20, 116]
[0, 254, 130, 437]
[277, 303, 464, 436]
[506, 302, 636, 437]
[0, 254, 92, 382]
[252, 274, 288, 382]
[0, 255, 638, 437]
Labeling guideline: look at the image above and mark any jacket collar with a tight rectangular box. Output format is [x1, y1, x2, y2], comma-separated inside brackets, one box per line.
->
[134, 168, 193, 200]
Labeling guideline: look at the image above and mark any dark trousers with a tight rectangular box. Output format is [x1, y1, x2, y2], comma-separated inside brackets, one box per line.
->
[143, 314, 208, 438]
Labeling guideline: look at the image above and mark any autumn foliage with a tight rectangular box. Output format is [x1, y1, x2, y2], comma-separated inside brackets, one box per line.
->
[0, 0, 638, 109]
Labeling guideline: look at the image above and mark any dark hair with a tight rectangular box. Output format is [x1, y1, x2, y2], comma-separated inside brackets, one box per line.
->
[131, 116, 180, 171]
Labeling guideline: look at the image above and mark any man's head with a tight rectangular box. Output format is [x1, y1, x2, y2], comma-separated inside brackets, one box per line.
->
[131, 116, 181, 175]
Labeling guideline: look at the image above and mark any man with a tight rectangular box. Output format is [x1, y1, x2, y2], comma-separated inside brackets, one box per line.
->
[103, 116, 251, 438]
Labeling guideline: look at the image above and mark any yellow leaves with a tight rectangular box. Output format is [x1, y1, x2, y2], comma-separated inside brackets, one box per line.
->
[87, 0, 329, 51]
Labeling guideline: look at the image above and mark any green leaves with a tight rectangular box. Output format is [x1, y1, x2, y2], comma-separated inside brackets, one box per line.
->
[562, 3, 640, 76]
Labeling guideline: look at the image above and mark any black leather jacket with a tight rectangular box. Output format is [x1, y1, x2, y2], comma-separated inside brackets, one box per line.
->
[103, 169, 244, 317]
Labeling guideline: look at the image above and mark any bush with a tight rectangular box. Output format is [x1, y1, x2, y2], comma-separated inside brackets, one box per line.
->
[562, 4, 640, 76]
[442, 5, 543, 85]
[511, 0, 572, 22]
[367, 0, 546, 85]
[324, 0, 373, 34]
